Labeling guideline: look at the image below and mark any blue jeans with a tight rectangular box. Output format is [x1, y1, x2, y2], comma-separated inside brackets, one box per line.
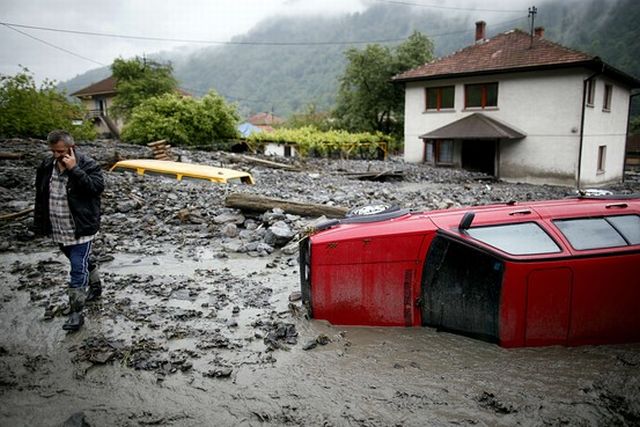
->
[60, 242, 93, 289]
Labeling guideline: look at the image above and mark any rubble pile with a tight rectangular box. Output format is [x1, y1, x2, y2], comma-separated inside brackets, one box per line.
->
[1, 138, 639, 426]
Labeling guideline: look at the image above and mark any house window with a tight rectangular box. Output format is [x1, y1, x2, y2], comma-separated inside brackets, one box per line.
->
[426, 86, 454, 111]
[425, 140, 454, 164]
[597, 145, 606, 173]
[465, 83, 498, 109]
[586, 79, 595, 107]
[603, 84, 613, 111]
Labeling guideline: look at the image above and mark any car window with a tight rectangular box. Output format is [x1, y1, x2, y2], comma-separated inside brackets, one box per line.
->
[554, 218, 627, 250]
[466, 222, 561, 255]
[607, 215, 640, 245]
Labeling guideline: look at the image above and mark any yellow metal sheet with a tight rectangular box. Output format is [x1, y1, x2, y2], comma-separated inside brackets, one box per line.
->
[110, 159, 255, 184]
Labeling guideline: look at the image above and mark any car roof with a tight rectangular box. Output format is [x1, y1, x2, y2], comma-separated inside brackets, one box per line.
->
[311, 197, 640, 257]
[110, 159, 255, 184]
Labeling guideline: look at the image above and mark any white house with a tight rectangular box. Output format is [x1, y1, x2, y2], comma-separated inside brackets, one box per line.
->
[393, 22, 640, 187]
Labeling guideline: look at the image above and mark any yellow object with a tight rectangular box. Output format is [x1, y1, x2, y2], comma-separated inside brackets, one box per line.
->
[110, 159, 255, 184]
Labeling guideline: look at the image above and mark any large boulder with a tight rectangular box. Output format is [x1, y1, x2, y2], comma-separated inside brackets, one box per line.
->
[264, 221, 295, 247]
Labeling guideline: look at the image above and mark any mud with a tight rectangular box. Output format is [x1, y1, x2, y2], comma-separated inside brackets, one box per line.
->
[0, 138, 639, 426]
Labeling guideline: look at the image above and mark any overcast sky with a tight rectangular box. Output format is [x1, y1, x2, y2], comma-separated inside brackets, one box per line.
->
[0, 0, 545, 85]
[0, 0, 368, 84]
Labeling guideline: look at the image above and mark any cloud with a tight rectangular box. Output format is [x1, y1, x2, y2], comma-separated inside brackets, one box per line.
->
[0, 0, 366, 84]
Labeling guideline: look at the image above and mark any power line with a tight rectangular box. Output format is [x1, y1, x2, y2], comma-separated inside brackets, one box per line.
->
[0, 21, 408, 46]
[1, 23, 106, 66]
[371, 0, 524, 13]
[0, 16, 528, 46]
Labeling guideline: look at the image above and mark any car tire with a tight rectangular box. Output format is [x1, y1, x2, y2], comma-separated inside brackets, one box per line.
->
[342, 204, 409, 223]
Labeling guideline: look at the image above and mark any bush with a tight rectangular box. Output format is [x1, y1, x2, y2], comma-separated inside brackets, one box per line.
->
[0, 68, 96, 140]
[247, 126, 394, 158]
[121, 91, 240, 146]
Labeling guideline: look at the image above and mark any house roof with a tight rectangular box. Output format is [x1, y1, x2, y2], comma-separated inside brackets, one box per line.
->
[247, 112, 285, 126]
[419, 113, 526, 140]
[394, 29, 640, 88]
[71, 75, 191, 98]
[71, 76, 117, 97]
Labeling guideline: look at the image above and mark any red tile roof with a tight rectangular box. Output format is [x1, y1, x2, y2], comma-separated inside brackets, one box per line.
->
[70, 76, 117, 97]
[247, 112, 285, 126]
[71, 75, 191, 98]
[394, 29, 639, 87]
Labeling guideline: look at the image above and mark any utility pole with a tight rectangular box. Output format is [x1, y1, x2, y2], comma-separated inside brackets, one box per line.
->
[528, 6, 537, 48]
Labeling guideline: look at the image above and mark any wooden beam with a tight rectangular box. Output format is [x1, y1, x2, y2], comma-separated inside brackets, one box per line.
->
[225, 193, 347, 218]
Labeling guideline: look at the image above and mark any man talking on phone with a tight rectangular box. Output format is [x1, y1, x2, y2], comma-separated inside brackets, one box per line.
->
[33, 130, 104, 332]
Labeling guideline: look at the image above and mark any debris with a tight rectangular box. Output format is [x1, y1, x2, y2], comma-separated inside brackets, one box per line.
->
[225, 193, 349, 218]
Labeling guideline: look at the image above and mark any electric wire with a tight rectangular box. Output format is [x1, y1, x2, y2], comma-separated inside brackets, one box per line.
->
[0, 14, 528, 46]
[1, 23, 106, 66]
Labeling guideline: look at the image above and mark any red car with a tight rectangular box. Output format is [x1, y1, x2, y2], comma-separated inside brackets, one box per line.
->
[299, 196, 640, 347]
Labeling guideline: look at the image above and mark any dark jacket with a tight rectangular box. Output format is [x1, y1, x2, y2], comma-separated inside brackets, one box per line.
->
[34, 150, 104, 238]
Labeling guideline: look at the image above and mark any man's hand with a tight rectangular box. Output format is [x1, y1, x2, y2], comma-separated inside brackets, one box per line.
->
[61, 147, 77, 170]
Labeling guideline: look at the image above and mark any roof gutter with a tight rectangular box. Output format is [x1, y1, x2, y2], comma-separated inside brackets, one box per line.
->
[577, 65, 604, 190]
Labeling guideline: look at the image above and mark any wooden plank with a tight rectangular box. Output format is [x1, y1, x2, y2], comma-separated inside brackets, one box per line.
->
[225, 193, 348, 218]
[147, 139, 168, 147]
[0, 207, 34, 221]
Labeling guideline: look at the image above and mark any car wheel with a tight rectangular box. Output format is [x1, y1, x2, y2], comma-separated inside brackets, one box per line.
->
[345, 203, 400, 217]
[343, 204, 409, 223]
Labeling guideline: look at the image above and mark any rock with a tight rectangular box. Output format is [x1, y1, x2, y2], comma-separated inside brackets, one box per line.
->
[213, 212, 245, 224]
[264, 221, 295, 247]
[302, 340, 317, 351]
[281, 241, 299, 255]
[116, 200, 138, 213]
[221, 223, 238, 238]
[288, 291, 302, 302]
[204, 367, 233, 378]
[60, 411, 90, 427]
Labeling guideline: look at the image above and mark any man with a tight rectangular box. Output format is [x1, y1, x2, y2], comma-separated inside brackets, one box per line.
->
[33, 130, 104, 331]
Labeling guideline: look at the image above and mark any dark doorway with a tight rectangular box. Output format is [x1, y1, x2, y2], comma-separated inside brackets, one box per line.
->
[462, 139, 496, 175]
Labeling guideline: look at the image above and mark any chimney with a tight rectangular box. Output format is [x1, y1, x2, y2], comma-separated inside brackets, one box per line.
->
[534, 26, 545, 38]
[475, 21, 486, 42]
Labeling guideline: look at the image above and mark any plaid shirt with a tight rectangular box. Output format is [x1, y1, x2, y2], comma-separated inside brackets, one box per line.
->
[49, 161, 94, 246]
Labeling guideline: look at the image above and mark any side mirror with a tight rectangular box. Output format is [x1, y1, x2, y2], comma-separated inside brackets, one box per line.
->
[459, 211, 475, 231]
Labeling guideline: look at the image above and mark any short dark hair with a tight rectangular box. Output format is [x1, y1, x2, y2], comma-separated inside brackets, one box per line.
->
[47, 130, 74, 146]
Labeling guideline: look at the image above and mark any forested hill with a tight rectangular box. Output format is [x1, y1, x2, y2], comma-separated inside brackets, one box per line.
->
[60, 0, 639, 118]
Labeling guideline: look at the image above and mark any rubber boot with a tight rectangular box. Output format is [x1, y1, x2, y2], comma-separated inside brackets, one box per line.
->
[63, 287, 86, 331]
[86, 265, 102, 302]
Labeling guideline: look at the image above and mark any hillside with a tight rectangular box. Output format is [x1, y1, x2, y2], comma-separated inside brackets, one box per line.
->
[59, 0, 639, 119]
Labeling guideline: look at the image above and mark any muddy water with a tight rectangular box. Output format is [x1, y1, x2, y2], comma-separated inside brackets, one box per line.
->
[1, 247, 639, 426]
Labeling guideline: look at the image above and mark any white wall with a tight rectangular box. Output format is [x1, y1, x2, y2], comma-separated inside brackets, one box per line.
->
[264, 143, 297, 157]
[579, 77, 630, 186]
[403, 68, 632, 186]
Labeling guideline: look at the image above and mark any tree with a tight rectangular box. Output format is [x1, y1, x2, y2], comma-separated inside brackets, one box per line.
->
[0, 68, 96, 140]
[333, 31, 434, 136]
[110, 57, 178, 120]
[121, 91, 240, 146]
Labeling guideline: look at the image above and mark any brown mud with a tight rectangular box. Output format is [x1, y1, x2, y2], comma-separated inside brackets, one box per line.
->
[0, 139, 639, 426]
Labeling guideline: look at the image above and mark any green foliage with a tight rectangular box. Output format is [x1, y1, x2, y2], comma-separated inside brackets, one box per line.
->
[247, 126, 393, 158]
[285, 104, 333, 131]
[111, 57, 178, 120]
[0, 68, 96, 140]
[333, 31, 433, 137]
[121, 91, 240, 146]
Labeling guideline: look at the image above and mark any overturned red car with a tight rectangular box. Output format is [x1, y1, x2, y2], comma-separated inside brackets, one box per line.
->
[299, 195, 640, 347]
